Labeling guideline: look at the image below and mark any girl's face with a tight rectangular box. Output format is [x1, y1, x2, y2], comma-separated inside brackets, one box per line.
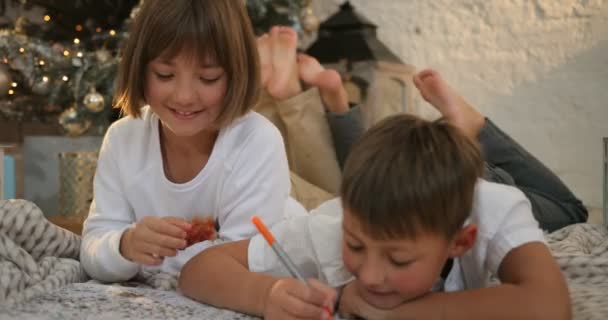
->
[144, 50, 228, 137]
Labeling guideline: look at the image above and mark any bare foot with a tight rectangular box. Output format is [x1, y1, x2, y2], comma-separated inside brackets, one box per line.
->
[266, 26, 302, 100]
[413, 69, 485, 138]
[257, 33, 273, 87]
[298, 53, 349, 113]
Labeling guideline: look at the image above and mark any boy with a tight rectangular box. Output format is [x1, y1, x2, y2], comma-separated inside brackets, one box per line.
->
[179, 74, 570, 320]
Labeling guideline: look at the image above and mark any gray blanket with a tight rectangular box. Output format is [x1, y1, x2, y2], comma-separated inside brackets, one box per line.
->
[0, 199, 607, 319]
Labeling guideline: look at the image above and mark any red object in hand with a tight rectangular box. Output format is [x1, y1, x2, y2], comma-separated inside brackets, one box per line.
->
[186, 217, 217, 246]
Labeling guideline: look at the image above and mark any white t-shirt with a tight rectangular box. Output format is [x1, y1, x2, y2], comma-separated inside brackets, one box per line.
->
[248, 179, 546, 290]
[81, 106, 297, 282]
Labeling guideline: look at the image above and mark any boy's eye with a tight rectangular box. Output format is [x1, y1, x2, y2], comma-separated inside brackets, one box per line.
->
[390, 258, 414, 268]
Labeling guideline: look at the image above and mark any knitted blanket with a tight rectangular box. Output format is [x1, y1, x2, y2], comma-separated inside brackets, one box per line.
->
[0, 199, 607, 320]
[547, 223, 608, 319]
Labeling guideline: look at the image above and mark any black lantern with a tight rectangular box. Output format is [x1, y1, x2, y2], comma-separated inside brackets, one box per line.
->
[306, 1, 402, 65]
[305, 1, 419, 128]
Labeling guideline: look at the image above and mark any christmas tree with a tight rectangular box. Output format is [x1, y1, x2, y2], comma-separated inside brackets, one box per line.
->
[0, 0, 318, 136]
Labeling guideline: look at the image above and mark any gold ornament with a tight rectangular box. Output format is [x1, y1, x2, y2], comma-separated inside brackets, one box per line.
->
[130, 0, 145, 20]
[95, 48, 112, 63]
[59, 107, 92, 137]
[83, 87, 105, 112]
[300, 0, 319, 33]
[0, 65, 12, 98]
[14, 16, 30, 35]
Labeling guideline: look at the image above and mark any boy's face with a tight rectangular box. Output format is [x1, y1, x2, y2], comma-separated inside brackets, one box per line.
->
[341, 209, 453, 309]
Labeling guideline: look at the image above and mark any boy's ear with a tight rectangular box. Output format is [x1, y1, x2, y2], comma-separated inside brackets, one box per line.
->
[447, 224, 477, 258]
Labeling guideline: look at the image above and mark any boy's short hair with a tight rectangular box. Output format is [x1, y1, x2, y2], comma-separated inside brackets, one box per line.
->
[114, 0, 261, 127]
[341, 114, 484, 240]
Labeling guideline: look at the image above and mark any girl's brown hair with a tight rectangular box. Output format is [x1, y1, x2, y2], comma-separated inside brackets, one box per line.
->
[341, 114, 484, 241]
[114, 0, 261, 127]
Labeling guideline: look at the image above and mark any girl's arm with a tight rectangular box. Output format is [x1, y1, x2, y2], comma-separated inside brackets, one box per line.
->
[80, 126, 140, 282]
[179, 240, 277, 315]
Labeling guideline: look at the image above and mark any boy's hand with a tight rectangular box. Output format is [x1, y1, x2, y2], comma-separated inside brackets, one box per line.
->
[338, 281, 390, 320]
[264, 278, 336, 320]
[339, 281, 436, 320]
[120, 216, 191, 265]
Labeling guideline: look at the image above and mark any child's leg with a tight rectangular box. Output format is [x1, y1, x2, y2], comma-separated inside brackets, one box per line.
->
[414, 69, 588, 232]
[259, 29, 342, 194]
[297, 53, 349, 114]
[266, 26, 302, 100]
[478, 120, 587, 231]
[297, 53, 362, 168]
[257, 33, 273, 88]
[277, 88, 343, 195]
[254, 33, 287, 140]
[325, 107, 364, 169]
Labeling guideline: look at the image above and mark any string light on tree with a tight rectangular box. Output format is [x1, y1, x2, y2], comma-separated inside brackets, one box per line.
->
[32, 76, 51, 95]
[0, 65, 12, 98]
[0, 0, 313, 137]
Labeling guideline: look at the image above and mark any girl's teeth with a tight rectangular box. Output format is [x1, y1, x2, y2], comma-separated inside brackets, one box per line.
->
[176, 110, 194, 116]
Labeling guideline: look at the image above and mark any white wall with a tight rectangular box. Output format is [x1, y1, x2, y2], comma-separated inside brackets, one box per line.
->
[313, 0, 608, 208]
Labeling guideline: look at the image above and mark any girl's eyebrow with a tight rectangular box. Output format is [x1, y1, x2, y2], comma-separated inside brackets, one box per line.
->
[201, 62, 221, 68]
[152, 57, 222, 69]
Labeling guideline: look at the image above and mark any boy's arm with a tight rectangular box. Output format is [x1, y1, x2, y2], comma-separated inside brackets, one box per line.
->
[340, 241, 571, 320]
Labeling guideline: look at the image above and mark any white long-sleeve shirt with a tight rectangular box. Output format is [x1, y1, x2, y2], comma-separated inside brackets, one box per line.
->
[248, 180, 546, 290]
[81, 106, 294, 282]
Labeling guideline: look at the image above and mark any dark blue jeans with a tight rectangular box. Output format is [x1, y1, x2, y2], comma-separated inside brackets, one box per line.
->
[480, 119, 588, 232]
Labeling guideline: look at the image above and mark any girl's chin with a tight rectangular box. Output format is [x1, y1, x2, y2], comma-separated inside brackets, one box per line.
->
[161, 122, 218, 137]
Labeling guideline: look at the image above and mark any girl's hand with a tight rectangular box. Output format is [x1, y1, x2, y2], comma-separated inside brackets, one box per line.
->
[264, 278, 336, 320]
[120, 216, 191, 265]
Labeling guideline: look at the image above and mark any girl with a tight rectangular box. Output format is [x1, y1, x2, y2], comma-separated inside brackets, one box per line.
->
[80, 0, 294, 282]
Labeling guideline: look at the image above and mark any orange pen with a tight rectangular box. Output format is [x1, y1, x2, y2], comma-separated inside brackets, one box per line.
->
[251, 216, 334, 320]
